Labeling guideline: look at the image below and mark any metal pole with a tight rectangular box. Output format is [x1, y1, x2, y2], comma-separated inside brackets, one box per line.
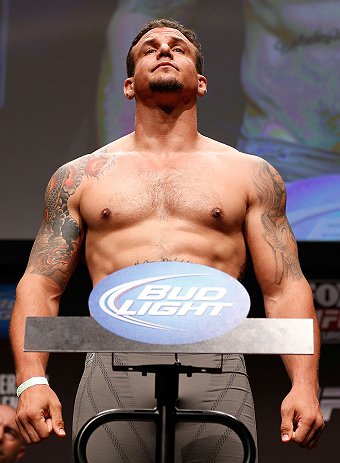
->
[154, 365, 179, 463]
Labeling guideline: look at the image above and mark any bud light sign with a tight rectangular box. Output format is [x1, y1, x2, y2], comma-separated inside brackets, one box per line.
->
[89, 262, 250, 345]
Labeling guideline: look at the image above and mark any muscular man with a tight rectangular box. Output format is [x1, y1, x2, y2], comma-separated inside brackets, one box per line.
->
[97, 1, 340, 240]
[0, 405, 26, 463]
[10, 19, 324, 462]
[98, 0, 340, 176]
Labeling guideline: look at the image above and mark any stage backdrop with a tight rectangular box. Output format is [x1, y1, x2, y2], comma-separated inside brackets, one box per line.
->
[1, 0, 340, 241]
[1, 0, 339, 461]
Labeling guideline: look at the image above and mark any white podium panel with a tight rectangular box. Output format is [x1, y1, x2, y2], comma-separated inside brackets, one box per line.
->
[24, 317, 313, 354]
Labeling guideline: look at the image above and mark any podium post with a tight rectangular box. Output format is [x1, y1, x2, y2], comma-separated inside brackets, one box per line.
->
[25, 316, 313, 463]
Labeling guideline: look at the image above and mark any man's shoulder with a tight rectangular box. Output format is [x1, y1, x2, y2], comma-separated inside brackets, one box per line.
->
[57, 134, 134, 172]
[200, 135, 261, 164]
[200, 136, 285, 193]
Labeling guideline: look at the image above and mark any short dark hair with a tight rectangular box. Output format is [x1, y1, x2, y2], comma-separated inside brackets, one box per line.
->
[126, 18, 204, 77]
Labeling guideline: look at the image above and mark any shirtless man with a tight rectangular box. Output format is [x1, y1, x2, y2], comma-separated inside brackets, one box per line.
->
[98, 0, 340, 241]
[10, 19, 324, 462]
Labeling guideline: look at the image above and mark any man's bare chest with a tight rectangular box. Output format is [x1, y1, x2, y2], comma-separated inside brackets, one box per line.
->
[79, 158, 248, 231]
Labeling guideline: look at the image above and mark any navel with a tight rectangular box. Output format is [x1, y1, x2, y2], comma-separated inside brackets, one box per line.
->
[101, 208, 112, 219]
[211, 207, 224, 219]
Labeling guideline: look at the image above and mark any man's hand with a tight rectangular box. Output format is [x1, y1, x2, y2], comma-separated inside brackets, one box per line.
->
[280, 385, 325, 449]
[16, 385, 65, 444]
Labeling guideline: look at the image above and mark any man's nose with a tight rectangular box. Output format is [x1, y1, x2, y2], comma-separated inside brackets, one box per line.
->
[158, 43, 172, 58]
[0, 426, 4, 441]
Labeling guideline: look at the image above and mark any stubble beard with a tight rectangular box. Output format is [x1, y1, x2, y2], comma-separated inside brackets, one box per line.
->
[149, 76, 184, 93]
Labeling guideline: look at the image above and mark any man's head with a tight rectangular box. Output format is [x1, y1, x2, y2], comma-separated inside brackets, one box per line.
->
[124, 19, 207, 103]
[126, 19, 204, 78]
[0, 405, 25, 463]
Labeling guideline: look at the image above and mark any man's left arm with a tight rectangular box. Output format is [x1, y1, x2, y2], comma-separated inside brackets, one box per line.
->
[244, 158, 325, 449]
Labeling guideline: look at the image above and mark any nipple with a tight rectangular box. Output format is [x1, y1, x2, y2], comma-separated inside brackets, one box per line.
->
[211, 207, 224, 219]
[101, 208, 111, 219]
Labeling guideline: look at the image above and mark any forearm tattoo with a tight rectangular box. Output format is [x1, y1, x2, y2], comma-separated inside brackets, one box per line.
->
[253, 161, 303, 284]
[27, 152, 113, 290]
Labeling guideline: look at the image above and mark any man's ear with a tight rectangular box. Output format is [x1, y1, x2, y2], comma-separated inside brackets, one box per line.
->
[197, 75, 207, 97]
[15, 445, 26, 461]
[124, 77, 135, 99]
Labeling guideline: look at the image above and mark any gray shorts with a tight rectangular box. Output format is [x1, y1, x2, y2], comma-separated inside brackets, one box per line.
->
[73, 353, 257, 463]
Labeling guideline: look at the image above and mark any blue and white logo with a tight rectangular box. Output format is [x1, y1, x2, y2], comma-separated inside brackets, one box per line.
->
[89, 262, 250, 344]
[0, 285, 16, 339]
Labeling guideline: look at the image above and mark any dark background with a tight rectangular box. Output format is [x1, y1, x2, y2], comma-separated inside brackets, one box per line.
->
[0, 0, 245, 240]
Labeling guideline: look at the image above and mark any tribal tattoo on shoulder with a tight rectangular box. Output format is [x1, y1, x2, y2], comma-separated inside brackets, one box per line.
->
[27, 152, 114, 290]
[252, 161, 303, 284]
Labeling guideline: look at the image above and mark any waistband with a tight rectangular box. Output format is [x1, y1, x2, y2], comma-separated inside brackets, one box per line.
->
[85, 352, 247, 374]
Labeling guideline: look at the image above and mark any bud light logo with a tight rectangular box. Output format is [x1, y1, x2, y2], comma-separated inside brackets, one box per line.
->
[89, 262, 250, 345]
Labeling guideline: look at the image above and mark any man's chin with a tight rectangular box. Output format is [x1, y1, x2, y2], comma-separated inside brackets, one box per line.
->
[149, 78, 184, 93]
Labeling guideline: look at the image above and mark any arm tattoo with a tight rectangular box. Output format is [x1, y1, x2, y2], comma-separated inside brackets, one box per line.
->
[27, 154, 113, 290]
[253, 161, 303, 284]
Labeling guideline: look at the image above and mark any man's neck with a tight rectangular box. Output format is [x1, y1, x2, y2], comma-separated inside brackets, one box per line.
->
[133, 100, 200, 155]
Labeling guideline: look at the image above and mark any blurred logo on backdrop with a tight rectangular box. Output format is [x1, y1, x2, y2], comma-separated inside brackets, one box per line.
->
[0, 285, 16, 338]
[318, 387, 340, 422]
[309, 280, 340, 343]
[0, 285, 17, 406]
[0, 374, 17, 408]
[286, 175, 340, 241]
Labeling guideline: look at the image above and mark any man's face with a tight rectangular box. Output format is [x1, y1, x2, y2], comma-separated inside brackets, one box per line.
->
[128, 27, 204, 98]
[0, 406, 25, 463]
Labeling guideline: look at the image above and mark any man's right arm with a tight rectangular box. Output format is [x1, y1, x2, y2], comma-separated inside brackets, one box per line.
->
[10, 163, 84, 444]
